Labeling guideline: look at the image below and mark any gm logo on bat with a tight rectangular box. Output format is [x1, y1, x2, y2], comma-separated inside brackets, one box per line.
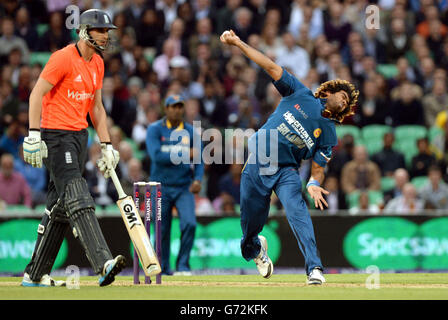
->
[123, 203, 141, 229]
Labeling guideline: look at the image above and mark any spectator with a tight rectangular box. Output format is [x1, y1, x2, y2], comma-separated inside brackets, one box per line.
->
[14, 6, 39, 51]
[0, 153, 32, 207]
[410, 137, 437, 178]
[340, 145, 381, 194]
[157, 18, 188, 59]
[384, 183, 424, 214]
[177, 1, 196, 38]
[322, 174, 347, 214]
[153, 38, 179, 82]
[432, 119, 448, 166]
[371, 132, 406, 177]
[215, 0, 242, 35]
[93, 0, 118, 21]
[419, 165, 448, 210]
[415, 56, 436, 93]
[0, 16, 30, 64]
[84, 143, 113, 207]
[422, 79, 448, 127]
[390, 81, 425, 127]
[188, 17, 221, 61]
[0, 80, 20, 126]
[39, 11, 72, 52]
[122, 0, 147, 29]
[349, 191, 380, 215]
[388, 56, 417, 90]
[328, 133, 355, 178]
[199, 81, 228, 128]
[120, 157, 147, 197]
[168, 55, 204, 100]
[0, 118, 25, 159]
[323, 1, 352, 50]
[231, 7, 257, 42]
[217, 163, 243, 206]
[354, 79, 389, 126]
[385, 18, 411, 63]
[135, 7, 165, 48]
[14, 145, 46, 207]
[362, 27, 386, 64]
[383, 168, 409, 205]
[275, 32, 310, 80]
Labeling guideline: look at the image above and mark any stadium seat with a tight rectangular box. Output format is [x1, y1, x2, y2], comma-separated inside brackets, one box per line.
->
[363, 136, 384, 155]
[34, 204, 47, 213]
[376, 64, 398, 79]
[394, 125, 427, 143]
[361, 124, 392, 141]
[36, 24, 49, 37]
[394, 139, 419, 168]
[428, 126, 443, 144]
[411, 176, 429, 190]
[381, 176, 395, 191]
[30, 52, 52, 67]
[368, 190, 384, 205]
[6, 205, 32, 214]
[335, 125, 361, 142]
[125, 138, 145, 161]
[346, 190, 384, 209]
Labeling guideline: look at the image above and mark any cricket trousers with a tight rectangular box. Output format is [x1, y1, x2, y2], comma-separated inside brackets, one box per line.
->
[25, 129, 112, 278]
[240, 160, 323, 275]
[160, 184, 196, 274]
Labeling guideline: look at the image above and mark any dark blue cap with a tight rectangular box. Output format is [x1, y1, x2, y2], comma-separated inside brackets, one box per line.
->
[165, 94, 185, 107]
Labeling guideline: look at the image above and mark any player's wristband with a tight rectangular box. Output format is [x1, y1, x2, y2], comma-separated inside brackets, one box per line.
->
[306, 179, 320, 189]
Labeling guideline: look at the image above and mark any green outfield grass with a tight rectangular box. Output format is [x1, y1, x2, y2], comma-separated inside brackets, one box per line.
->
[0, 273, 447, 300]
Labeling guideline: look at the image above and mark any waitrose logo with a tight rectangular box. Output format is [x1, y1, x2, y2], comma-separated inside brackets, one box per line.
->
[0, 219, 68, 273]
[343, 217, 448, 270]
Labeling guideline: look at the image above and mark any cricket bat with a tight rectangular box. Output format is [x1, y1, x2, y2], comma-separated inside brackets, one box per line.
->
[109, 167, 161, 277]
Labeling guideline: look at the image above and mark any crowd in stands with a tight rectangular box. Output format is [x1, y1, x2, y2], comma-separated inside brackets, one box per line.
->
[0, 0, 448, 215]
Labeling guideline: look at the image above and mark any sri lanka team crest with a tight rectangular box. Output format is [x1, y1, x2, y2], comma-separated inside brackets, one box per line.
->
[313, 128, 322, 138]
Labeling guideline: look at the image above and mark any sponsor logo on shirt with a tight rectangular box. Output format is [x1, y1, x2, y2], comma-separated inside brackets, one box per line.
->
[294, 104, 308, 119]
[67, 89, 95, 101]
[313, 128, 322, 138]
[74, 74, 82, 82]
[282, 111, 314, 149]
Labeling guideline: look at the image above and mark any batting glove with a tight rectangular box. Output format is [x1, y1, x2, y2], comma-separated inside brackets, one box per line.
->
[97, 142, 119, 178]
[23, 130, 48, 168]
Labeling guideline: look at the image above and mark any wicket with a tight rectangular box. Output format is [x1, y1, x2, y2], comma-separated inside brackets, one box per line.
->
[133, 182, 162, 285]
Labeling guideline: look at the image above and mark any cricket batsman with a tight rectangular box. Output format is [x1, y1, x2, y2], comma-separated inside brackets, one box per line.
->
[220, 30, 359, 285]
[21, 9, 126, 287]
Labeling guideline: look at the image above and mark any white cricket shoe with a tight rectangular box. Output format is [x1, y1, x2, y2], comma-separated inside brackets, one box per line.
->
[307, 267, 326, 285]
[21, 273, 66, 287]
[253, 235, 273, 279]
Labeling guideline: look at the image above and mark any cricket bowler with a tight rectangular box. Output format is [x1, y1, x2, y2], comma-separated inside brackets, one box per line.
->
[220, 30, 359, 285]
[21, 9, 125, 287]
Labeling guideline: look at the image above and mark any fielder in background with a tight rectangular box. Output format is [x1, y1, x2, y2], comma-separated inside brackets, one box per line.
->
[220, 30, 359, 285]
[21, 9, 126, 287]
[146, 95, 204, 275]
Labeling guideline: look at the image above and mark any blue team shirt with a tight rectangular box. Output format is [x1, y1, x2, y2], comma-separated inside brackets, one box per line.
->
[146, 118, 204, 187]
[250, 68, 338, 168]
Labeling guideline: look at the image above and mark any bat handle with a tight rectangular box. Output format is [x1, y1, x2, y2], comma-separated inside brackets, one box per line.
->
[109, 167, 127, 199]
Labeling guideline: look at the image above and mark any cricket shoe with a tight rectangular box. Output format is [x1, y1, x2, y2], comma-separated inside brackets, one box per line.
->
[99, 255, 126, 287]
[21, 273, 66, 287]
[307, 267, 326, 285]
[253, 235, 273, 279]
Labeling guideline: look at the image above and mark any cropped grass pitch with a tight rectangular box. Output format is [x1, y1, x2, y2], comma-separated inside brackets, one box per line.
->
[1, 273, 448, 300]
